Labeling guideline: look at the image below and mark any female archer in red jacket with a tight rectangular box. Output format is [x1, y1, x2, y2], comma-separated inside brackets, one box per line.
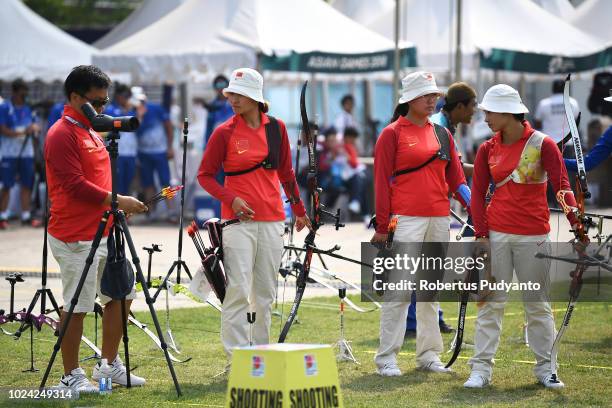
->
[464, 84, 585, 389]
[198, 68, 309, 361]
[372, 71, 471, 377]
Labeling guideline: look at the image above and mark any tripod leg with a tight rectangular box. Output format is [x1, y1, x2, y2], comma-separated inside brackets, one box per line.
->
[152, 262, 178, 302]
[316, 251, 329, 270]
[272, 271, 281, 317]
[181, 261, 192, 280]
[23, 323, 39, 372]
[117, 214, 182, 396]
[147, 253, 153, 288]
[14, 291, 42, 338]
[94, 305, 99, 347]
[81, 303, 102, 363]
[165, 282, 180, 353]
[40, 213, 109, 389]
[176, 259, 182, 286]
[121, 299, 131, 388]
[175, 126, 190, 287]
[46, 291, 62, 336]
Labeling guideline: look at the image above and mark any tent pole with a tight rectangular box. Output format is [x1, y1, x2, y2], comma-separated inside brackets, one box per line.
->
[179, 82, 188, 129]
[363, 79, 374, 156]
[449, 0, 454, 81]
[519, 74, 526, 105]
[392, 0, 400, 107]
[454, 0, 462, 82]
[322, 79, 329, 127]
[256, 53, 262, 72]
[475, 52, 483, 99]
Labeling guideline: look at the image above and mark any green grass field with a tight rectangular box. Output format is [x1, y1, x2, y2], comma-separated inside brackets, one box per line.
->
[0, 297, 610, 407]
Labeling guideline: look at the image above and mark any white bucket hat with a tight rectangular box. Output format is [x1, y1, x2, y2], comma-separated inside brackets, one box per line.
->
[223, 68, 264, 103]
[129, 86, 146, 106]
[398, 71, 441, 104]
[604, 89, 612, 102]
[479, 84, 529, 114]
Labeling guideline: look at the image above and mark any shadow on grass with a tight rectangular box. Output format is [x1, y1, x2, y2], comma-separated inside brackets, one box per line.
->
[441, 382, 562, 406]
[353, 337, 380, 350]
[573, 335, 612, 353]
[115, 379, 229, 404]
[343, 369, 460, 393]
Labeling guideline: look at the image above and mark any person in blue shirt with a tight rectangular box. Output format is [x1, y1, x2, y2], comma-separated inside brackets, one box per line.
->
[430, 82, 477, 177]
[406, 82, 478, 337]
[48, 101, 65, 129]
[0, 79, 41, 229]
[133, 87, 175, 221]
[204, 75, 234, 145]
[105, 84, 137, 195]
[564, 93, 612, 172]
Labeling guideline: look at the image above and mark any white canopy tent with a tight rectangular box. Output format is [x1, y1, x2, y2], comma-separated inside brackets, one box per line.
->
[367, 0, 606, 75]
[94, 0, 185, 49]
[571, 0, 612, 43]
[94, 0, 416, 82]
[531, 0, 575, 20]
[330, 0, 395, 30]
[223, 0, 415, 74]
[93, 0, 255, 83]
[0, 0, 95, 82]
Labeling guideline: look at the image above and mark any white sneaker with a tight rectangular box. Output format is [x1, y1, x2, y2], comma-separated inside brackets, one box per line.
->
[348, 200, 361, 214]
[376, 363, 402, 377]
[93, 355, 146, 386]
[540, 374, 565, 389]
[463, 373, 490, 388]
[418, 361, 452, 374]
[56, 367, 97, 394]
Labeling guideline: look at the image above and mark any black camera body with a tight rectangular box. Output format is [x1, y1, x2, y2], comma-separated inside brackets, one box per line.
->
[81, 103, 139, 133]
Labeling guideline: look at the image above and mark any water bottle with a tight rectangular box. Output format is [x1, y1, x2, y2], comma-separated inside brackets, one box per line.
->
[107, 377, 113, 394]
[99, 377, 107, 395]
[99, 358, 110, 395]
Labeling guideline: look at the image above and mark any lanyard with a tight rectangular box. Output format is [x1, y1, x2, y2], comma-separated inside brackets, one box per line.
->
[64, 115, 104, 146]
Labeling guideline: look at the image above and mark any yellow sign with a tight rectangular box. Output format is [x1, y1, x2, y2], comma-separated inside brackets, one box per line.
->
[225, 344, 344, 408]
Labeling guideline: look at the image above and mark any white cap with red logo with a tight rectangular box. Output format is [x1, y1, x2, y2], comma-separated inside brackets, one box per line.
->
[398, 71, 442, 104]
[223, 68, 264, 103]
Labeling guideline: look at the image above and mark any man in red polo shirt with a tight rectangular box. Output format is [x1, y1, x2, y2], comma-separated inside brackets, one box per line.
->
[45, 65, 147, 393]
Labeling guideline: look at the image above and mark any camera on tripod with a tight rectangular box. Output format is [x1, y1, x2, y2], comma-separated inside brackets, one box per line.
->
[81, 103, 139, 133]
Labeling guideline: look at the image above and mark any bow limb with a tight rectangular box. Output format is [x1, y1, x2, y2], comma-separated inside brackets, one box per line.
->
[564, 74, 590, 203]
[279, 81, 316, 343]
[549, 75, 591, 382]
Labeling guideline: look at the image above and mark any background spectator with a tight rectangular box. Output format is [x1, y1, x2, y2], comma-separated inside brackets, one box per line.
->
[133, 87, 176, 222]
[0, 79, 41, 228]
[204, 74, 233, 145]
[105, 84, 137, 195]
[534, 79, 579, 144]
[334, 94, 359, 140]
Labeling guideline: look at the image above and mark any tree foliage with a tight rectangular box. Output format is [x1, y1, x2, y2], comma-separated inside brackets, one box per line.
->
[24, 0, 141, 28]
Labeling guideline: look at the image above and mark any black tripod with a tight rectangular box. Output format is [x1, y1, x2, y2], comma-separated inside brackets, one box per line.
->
[39, 130, 181, 396]
[12, 180, 65, 371]
[152, 119, 192, 302]
[14, 190, 62, 336]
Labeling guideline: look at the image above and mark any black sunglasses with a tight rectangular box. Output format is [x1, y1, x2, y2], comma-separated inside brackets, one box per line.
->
[80, 94, 110, 108]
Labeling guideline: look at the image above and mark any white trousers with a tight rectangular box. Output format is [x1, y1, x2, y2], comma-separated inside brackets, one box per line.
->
[375, 216, 449, 369]
[221, 221, 284, 359]
[468, 230, 555, 381]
